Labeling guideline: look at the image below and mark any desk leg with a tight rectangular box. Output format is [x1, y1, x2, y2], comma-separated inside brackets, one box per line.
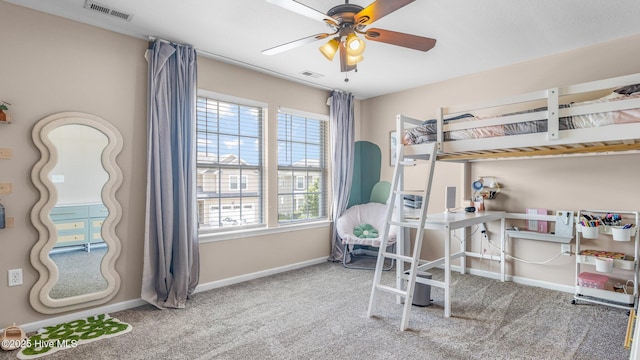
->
[460, 226, 466, 275]
[444, 224, 451, 317]
[500, 217, 506, 282]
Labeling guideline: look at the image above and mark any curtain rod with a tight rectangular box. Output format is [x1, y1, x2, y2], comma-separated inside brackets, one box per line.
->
[147, 36, 333, 93]
[147, 35, 190, 46]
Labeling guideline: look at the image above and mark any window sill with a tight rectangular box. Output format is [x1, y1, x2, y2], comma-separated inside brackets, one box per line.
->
[198, 220, 331, 243]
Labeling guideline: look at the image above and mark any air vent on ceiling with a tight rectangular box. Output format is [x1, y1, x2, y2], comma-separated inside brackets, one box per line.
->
[84, 1, 133, 22]
[300, 70, 323, 79]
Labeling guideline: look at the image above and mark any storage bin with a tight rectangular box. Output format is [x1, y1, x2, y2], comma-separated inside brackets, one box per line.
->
[403, 271, 432, 307]
[595, 257, 614, 273]
[578, 272, 608, 289]
[580, 225, 599, 239]
[612, 226, 632, 242]
[412, 272, 432, 307]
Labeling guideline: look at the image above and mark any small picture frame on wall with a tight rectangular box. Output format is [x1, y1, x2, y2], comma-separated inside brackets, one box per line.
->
[389, 130, 397, 166]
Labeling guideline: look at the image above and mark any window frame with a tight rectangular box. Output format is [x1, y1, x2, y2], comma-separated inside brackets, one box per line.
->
[196, 90, 266, 234]
[229, 174, 248, 191]
[295, 175, 306, 190]
[276, 107, 328, 224]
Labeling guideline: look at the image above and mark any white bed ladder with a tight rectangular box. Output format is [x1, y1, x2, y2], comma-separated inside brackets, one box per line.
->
[367, 141, 437, 331]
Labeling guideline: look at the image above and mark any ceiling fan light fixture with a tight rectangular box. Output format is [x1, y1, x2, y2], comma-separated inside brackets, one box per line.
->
[345, 33, 365, 57]
[347, 54, 363, 66]
[319, 37, 340, 61]
[264, 0, 435, 74]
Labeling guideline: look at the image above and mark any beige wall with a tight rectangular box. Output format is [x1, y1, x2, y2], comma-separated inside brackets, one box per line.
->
[0, 2, 147, 325]
[0, 2, 333, 327]
[3, 0, 640, 328]
[363, 33, 640, 285]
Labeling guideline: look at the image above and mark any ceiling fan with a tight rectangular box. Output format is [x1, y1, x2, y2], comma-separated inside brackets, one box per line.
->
[262, 0, 436, 73]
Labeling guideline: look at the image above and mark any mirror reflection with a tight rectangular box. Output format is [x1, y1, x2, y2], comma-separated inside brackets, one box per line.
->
[47, 124, 109, 298]
[31, 111, 123, 314]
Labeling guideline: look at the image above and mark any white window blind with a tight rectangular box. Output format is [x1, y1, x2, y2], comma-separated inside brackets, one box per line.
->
[277, 110, 327, 223]
[196, 95, 264, 231]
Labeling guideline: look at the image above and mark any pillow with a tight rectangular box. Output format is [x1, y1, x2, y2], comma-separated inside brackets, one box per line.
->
[353, 223, 379, 238]
[613, 84, 640, 95]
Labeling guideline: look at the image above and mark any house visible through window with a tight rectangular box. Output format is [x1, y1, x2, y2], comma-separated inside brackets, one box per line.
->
[196, 93, 263, 231]
[277, 109, 327, 223]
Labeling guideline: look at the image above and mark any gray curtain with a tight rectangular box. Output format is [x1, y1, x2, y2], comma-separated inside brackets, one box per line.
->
[328, 90, 355, 262]
[142, 40, 200, 309]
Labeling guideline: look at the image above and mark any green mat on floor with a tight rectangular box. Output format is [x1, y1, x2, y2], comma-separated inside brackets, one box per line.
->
[17, 314, 131, 359]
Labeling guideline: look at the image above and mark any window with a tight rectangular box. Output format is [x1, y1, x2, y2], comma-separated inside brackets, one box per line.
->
[229, 175, 248, 190]
[196, 94, 263, 231]
[277, 110, 327, 223]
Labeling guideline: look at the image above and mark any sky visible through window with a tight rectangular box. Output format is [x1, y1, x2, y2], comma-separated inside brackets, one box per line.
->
[197, 98, 262, 165]
[196, 99, 322, 167]
[277, 113, 323, 168]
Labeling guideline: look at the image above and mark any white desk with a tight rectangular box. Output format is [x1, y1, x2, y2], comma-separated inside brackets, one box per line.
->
[397, 210, 506, 318]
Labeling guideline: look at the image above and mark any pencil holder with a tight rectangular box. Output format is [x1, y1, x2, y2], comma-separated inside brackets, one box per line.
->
[612, 226, 632, 242]
[595, 257, 614, 273]
[580, 225, 599, 239]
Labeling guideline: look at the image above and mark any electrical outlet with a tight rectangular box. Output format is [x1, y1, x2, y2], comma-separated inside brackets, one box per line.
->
[8, 269, 22, 286]
[561, 243, 571, 256]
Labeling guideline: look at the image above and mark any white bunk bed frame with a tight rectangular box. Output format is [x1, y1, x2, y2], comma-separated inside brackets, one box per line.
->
[376, 73, 640, 330]
[399, 73, 640, 161]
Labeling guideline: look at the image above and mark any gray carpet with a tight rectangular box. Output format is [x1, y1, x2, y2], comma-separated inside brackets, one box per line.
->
[1, 262, 632, 359]
[49, 247, 108, 298]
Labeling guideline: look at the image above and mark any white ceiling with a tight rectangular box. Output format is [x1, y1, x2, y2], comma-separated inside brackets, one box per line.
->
[6, 0, 640, 99]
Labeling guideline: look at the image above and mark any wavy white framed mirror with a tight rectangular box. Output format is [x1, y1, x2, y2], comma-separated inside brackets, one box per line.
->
[30, 112, 123, 314]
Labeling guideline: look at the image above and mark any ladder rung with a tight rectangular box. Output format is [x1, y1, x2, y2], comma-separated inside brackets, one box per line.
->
[399, 158, 433, 165]
[381, 252, 414, 263]
[395, 190, 425, 196]
[389, 220, 421, 228]
[375, 284, 408, 297]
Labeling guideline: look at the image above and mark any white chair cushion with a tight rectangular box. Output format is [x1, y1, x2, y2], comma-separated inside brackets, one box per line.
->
[336, 202, 397, 247]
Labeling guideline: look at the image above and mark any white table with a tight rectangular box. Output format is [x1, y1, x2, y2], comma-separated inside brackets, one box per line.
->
[397, 210, 506, 317]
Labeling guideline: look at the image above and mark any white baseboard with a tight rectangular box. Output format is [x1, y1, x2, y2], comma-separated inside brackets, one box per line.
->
[451, 265, 575, 293]
[19, 299, 147, 334]
[194, 256, 328, 294]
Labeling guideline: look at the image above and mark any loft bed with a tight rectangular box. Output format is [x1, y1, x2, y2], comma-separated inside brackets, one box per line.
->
[398, 73, 640, 161]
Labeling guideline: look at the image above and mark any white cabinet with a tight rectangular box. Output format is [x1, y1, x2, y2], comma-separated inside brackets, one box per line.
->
[572, 210, 639, 310]
[50, 204, 107, 252]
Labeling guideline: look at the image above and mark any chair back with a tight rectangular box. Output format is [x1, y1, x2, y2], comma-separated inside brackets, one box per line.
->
[369, 181, 391, 204]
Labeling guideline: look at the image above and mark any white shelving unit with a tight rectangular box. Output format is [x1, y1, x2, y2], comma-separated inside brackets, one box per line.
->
[572, 209, 639, 310]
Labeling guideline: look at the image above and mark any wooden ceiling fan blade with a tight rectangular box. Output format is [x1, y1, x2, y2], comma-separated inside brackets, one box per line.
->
[355, 0, 415, 26]
[262, 33, 330, 55]
[364, 28, 436, 51]
[339, 44, 357, 73]
[267, 0, 339, 26]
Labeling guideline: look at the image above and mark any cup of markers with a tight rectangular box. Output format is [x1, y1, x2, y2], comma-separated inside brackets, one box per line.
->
[580, 216, 600, 239]
[612, 223, 635, 242]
